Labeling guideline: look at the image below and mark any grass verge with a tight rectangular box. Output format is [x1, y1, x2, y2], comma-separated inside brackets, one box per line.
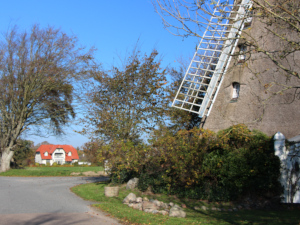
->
[71, 181, 300, 225]
[0, 166, 104, 176]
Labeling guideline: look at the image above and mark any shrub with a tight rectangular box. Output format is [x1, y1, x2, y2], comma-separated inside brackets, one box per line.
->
[98, 124, 282, 201]
[98, 140, 148, 184]
[146, 124, 281, 201]
[52, 162, 58, 167]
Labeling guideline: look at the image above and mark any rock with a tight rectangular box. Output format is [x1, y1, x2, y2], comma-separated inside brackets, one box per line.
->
[104, 186, 120, 197]
[153, 200, 161, 207]
[169, 202, 174, 207]
[142, 201, 158, 211]
[161, 203, 169, 210]
[173, 204, 181, 209]
[143, 197, 149, 201]
[201, 206, 208, 211]
[151, 210, 159, 214]
[123, 193, 137, 204]
[136, 197, 143, 203]
[169, 206, 186, 218]
[194, 206, 200, 211]
[211, 207, 217, 211]
[126, 178, 139, 190]
[181, 204, 187, 208]
[130, 203, 143, 211]
[158, 210, 169, 216]
[144, 209, 154, 213]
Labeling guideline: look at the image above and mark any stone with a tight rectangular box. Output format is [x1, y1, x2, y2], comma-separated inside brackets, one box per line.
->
[153, 200, 161, 207]
[136, 197, 143, 203]
[173, 204, 181, 209]
[126, 177, 139, 190]
[123, 193, 137, 204]
[104, 186, 120, 197]
[142, 201, 158, 211]
[161, 203, 169, 210]
[143, 197, 149, 201]
[169, 202, 174, 207]
[181, 204, 187, 208]
[158, 210, 169, 216]
[201, 206, 208, 211]
[144, 209, 154, 213]
[169, 206, 186, 218]
[130, 203, 143, 211]
[151, 210, 159, 214]
[194, 206, 200, 211]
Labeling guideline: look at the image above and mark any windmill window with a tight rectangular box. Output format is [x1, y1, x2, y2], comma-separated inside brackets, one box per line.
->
[231, 82, 240, 102]
[243, 11, 253, 29]
[238, 45, 247, 63]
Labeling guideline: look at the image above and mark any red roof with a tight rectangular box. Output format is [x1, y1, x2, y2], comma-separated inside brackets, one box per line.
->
[36, 145, 79, 161]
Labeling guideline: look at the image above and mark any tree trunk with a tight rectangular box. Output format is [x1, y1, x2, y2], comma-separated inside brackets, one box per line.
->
[1, 148, 14, 172]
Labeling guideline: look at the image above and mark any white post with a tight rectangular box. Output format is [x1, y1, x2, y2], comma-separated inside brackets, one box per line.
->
[274, 132, 289, 203]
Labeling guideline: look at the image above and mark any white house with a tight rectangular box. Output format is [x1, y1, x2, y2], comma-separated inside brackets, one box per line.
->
[35, 145, 79, 165]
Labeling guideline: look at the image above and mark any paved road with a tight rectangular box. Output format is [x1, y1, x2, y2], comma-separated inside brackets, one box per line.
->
[0, 176, 121, 225]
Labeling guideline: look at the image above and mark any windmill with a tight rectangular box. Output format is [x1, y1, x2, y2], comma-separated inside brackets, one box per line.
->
[172, 0, 253, 119]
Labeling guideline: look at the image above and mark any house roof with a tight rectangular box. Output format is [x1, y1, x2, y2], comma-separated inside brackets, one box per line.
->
[36, 145, 79, 161]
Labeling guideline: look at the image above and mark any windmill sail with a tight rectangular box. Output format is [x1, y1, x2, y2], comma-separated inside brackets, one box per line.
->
[172, 0, 253, 117]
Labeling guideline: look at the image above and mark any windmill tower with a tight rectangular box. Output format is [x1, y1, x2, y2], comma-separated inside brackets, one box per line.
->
[172, 0, 300, 138]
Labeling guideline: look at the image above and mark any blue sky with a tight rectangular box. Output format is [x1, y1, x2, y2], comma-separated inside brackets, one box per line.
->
[0, 0, 199, 148]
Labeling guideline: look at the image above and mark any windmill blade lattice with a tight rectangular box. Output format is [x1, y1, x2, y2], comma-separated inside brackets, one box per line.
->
[172, 0, 253, 117]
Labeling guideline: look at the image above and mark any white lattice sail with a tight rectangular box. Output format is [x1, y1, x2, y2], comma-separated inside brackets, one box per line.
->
[172, 0, 253, 117]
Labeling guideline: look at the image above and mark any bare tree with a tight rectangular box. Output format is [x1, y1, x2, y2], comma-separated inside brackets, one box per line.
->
[152, 0, 300, 97]
[0, 25, 95, 172]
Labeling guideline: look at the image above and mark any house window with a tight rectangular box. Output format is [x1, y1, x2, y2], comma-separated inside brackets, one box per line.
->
[231, 82, 240, 102]
[55, 153, 63, 156]
[238, 45, 246, 63]
[68, 152, 72, 156]
[44, 152, 48, 156]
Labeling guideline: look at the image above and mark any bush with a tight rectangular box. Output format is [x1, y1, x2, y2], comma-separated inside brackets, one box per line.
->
[98, 140, 148, 184]
[98, 124, 282, 201]
[148, 124, 281, 200]
[52, 162, 58, 167]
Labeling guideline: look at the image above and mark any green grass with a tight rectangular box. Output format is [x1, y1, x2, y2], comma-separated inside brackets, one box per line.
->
[0, 166, 104, 176]
[71, 182, 300, 225]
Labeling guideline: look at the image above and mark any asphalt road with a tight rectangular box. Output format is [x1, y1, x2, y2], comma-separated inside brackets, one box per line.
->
[0, 176, 121, 225]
